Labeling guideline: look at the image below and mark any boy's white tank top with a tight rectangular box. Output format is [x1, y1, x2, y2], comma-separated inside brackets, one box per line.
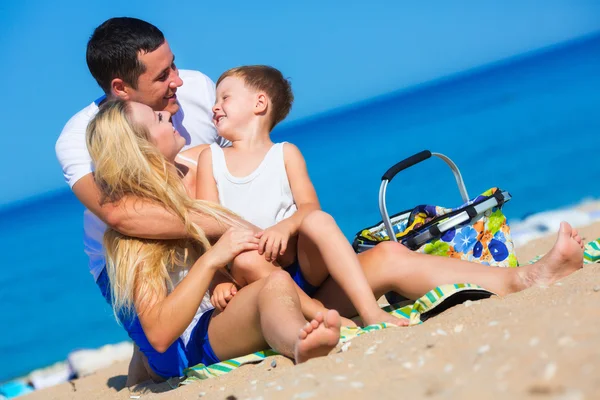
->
[210, 142, 297, 229]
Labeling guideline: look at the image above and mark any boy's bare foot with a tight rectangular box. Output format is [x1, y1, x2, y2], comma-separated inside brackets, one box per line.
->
[362, 309, 409, 327]
[517, 222, 584, 290]
[294, 310, 341, 363]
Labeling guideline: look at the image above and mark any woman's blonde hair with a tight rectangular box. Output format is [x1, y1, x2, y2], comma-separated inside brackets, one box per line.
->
[86, 99, 234, 320]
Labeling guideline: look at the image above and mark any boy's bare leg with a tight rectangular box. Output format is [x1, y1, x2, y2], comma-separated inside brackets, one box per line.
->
[228, 250, 356, 326]
[208, 271, 340, 363]
[316, 222, 584, 317]
[296, 211, 408, 327]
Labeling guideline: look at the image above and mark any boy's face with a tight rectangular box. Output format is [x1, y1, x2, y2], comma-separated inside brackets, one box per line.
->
[212, 76, 259, 140]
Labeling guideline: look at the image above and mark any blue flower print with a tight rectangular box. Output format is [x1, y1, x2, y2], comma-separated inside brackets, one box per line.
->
[473, 241, 483, 258]
[454, 226, 477, 253]
[489, 238, 509, 261]
[441, 228, 456, 242]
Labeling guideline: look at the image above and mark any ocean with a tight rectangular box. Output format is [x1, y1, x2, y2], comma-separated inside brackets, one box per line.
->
[1, 33, 599, 382]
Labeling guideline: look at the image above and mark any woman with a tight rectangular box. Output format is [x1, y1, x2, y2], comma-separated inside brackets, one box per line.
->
[87, 99, 584, 380]
[87, 99, 342, 380]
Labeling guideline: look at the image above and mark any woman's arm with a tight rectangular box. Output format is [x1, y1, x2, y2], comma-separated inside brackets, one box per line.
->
[136, 254, 218, 353]
[196, 147, 220, 202]
[135, 228, 260, 352]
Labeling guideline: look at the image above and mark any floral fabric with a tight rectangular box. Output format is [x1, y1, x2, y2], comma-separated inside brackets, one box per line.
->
[356, 188, 518, 267]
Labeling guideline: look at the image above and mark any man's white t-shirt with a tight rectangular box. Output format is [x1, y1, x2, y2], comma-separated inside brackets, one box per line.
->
[55, 69, 227, 281]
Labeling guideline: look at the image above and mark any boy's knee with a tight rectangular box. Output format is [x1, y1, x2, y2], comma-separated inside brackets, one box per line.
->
[231, 250, 276, 284]
[300, 210, 335, 233]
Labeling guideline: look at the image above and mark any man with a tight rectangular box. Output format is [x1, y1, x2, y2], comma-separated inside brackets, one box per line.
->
[55, 17, 233, 385]
[56, 17, 233, 288]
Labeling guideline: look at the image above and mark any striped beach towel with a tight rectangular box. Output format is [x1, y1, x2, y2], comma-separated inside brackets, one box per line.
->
[183, 238, 600, 383]
[584, 239, 600, 263]
[184, 283, 493, 381]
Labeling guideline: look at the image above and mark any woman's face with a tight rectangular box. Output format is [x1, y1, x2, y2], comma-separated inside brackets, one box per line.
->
[128, 101, 186, 161]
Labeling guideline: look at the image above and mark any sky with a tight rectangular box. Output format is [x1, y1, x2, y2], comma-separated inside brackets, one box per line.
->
[1, 1, 599, 207]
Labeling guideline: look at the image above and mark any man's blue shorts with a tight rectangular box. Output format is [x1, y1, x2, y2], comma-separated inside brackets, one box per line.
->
[96, 268, 220, 378]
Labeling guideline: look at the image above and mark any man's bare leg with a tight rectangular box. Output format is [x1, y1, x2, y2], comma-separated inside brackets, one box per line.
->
[316, 222, 584, 317]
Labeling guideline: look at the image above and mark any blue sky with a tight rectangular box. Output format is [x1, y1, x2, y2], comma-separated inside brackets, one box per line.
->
[2, 1, 599, 207]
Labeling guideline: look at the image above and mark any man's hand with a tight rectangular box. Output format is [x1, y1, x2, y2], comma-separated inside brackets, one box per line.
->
[256, 221, 293, 262]
[210, 282, 238, 311]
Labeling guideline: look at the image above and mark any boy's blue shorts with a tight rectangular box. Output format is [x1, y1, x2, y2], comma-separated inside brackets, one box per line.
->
[284, 259, 320, 297]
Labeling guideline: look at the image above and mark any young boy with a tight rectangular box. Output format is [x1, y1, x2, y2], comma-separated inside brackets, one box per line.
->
[197, 65, 405, 327]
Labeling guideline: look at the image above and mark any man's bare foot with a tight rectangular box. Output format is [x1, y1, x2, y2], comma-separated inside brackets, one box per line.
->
[362, 309, 409, 327]
[517, 221, 584, 289]
[294, 310, 341, 363]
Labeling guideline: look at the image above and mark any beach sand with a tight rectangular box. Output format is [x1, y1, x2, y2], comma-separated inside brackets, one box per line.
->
[22, 222, 600, 400]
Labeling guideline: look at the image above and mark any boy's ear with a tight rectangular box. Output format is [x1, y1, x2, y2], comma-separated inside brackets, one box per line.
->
[110, 78, 132, 100]
[254, 93, 268, 114]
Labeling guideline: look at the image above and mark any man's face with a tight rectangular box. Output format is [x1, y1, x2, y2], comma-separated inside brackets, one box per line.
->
[127, 41, 183, 115]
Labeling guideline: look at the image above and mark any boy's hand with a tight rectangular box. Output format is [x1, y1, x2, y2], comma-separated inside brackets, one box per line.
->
[210, 282, 238, 311]
[205, 227, 260, 269]
[256, 222, 293, 262]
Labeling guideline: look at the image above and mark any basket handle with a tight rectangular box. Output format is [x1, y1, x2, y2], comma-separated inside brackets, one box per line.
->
[378, 150, 470, 242]
[381, 150, 432, 182]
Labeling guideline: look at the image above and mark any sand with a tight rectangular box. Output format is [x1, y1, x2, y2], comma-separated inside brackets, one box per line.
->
[22, 222, 600, 400]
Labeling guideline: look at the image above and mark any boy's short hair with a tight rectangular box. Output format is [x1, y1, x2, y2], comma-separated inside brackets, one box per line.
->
[217, 65, 294, 130]
[86, 17, 165, 94]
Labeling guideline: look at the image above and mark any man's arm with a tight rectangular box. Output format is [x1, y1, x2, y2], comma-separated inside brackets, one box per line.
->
[73, 173, 231, 240]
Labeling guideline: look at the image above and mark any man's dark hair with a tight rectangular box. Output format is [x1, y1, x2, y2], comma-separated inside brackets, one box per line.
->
[86, 17, 165, 94]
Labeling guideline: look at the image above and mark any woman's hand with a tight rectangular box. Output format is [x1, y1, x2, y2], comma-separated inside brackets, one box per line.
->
[204, 227, 260, 269]
[256, 221, 293, 262]
[210, 282, 238, 311]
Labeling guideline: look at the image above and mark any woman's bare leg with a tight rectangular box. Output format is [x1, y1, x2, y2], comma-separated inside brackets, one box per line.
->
[317, 222, 584, 317]
[228, 248, 356, 326]
[125, 343, 159, 386]
[296, 211, 406, 326]
[207, 271, 340, 363]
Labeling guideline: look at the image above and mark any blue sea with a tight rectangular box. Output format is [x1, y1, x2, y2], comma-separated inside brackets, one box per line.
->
[1, 34, 599, 382]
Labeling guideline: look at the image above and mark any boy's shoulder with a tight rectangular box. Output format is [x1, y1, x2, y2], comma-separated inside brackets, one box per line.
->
[279, 141, 302, 156]
[197, 144, 215, 164]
